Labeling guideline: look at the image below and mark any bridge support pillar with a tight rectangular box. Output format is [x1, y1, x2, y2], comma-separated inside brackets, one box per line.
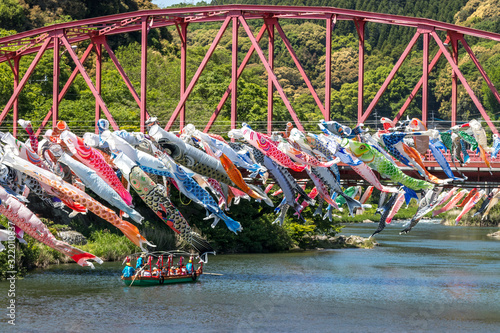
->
[355, 20, 365, 124]
[36, 43, 95, 137]
[231, 16, 239, 138]
[459, 35, 500, 114]
[432, 31, 498, 135]
[267, 19, 274, 135]
[166, 16, 232, 131]
[0, 37, 51, 127]
[239, 16, 304, 131]
[95, 40, 102, 134]
[140, 16, 148, 133]
[360, 30, 421, 124]
[52, 34, 60, 131]
[179, 22, 188, 132]
[422, 32, 429, 127]
[393, 38, 446, 124]
[325, 15, 336, 122]
[204, 24, 267, 133]
[450, 32, 459, 127]
[61, 35, 118, 130]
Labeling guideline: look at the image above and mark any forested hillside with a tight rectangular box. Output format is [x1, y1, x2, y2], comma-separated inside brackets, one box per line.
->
[212, 0, 470, 52]
[1, 0, 499, 135]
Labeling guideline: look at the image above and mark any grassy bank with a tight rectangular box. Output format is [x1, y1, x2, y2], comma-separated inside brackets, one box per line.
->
[440, 209, 500, 227]
[328, 205, 420, 224]
[438, 196, 500, 227]
[0, 230, 142, 277]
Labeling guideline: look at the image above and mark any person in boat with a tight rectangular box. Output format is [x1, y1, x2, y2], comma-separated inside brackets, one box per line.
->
[180, 265, 187, 275]
[153, 266, 163, 277]
[122, 262, 135, 278]
[186, 259, 193, 274]
[136, 253, 146, 269]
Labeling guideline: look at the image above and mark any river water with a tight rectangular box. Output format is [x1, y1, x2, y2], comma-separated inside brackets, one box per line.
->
[1, 220, 500, 332]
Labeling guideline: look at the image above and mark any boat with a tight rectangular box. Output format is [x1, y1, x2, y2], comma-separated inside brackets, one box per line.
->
[121, 267, 203, 286]
[121, 250, 206, 287]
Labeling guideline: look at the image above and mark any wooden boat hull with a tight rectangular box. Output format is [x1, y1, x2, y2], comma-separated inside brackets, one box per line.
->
[122, 272, 201, 286]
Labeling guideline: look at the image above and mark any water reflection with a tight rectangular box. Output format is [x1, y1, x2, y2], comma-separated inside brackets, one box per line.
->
[1, 222, 499, 332]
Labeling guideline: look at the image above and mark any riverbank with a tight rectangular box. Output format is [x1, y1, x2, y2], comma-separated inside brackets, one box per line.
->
[440, 208, 500, 227]
[297, 234, 377, 250]
[488, 230, 500, 238]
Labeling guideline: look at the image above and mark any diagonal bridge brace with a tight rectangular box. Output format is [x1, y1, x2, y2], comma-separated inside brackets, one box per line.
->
[60, 34, 119, 131]
[358, 30, 421, 125]
[430, 30, 498, 135]
[165, 16, 232, 131]
[239, 15, 304, 132]
[204, 24, 267, 133]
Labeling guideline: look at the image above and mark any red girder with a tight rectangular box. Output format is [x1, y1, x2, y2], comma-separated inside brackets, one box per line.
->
[98, 16, 142, 36]
[14, 33, 49, 57]
[3, 6, 500, 60]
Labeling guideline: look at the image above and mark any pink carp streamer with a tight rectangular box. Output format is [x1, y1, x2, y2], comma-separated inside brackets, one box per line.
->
[360, 186, 374, 204]
[18, 119, 39, 152]
[385, 191, 405, 224]
[349, 162, 398, 193]
[2, 152, 153, 251]
[305, 167, 339, 210]
[294, 187, 319, 216]
[206, 177, 227, 208]
[236, 126, 306, 172]
[279, 142, 336, 168]
[435, 187, 458, 206]
[61, 131, 133, 206]
[432, 190, 468, 217]
[228, 186, 251, 205]
[456, 190, 484, 223]
[207, 133, 228, 144]
[265, 184, 274, 194]
[0, 185, 101, 268]
[2, 132, 88, 214]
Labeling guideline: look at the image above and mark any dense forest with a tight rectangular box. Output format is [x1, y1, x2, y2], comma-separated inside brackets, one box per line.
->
[0, 0, 499, 271]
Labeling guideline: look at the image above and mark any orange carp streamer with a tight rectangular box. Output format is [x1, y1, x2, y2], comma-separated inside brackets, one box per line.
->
[219, 153, 264, 200]
[402, 144, 446, 184]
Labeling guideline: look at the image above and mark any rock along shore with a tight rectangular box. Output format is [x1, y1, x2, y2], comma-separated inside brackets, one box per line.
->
[293, 235, 377, 251]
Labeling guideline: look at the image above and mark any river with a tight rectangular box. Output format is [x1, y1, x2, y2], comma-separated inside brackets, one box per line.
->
[1, 220, 500, 332]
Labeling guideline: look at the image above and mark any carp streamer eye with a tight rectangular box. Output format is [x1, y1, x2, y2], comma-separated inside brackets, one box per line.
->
[359, 145, 365, 150]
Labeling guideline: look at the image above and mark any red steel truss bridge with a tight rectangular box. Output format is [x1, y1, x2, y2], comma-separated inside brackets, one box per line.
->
[1, 5, 500, 182]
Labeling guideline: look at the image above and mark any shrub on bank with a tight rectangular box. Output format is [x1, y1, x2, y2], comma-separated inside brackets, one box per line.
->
[284, 222, 316, 249]
[79, 230, 138, 262]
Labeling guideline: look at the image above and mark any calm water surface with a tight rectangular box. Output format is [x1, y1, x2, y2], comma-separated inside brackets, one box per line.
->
[1, 220, 500, 332]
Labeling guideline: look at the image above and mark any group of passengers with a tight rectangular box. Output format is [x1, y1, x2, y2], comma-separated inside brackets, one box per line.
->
[122, 254, 194, 278]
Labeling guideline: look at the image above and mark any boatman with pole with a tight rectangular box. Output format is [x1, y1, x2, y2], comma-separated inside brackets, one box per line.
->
[122, 262, 135, 278]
